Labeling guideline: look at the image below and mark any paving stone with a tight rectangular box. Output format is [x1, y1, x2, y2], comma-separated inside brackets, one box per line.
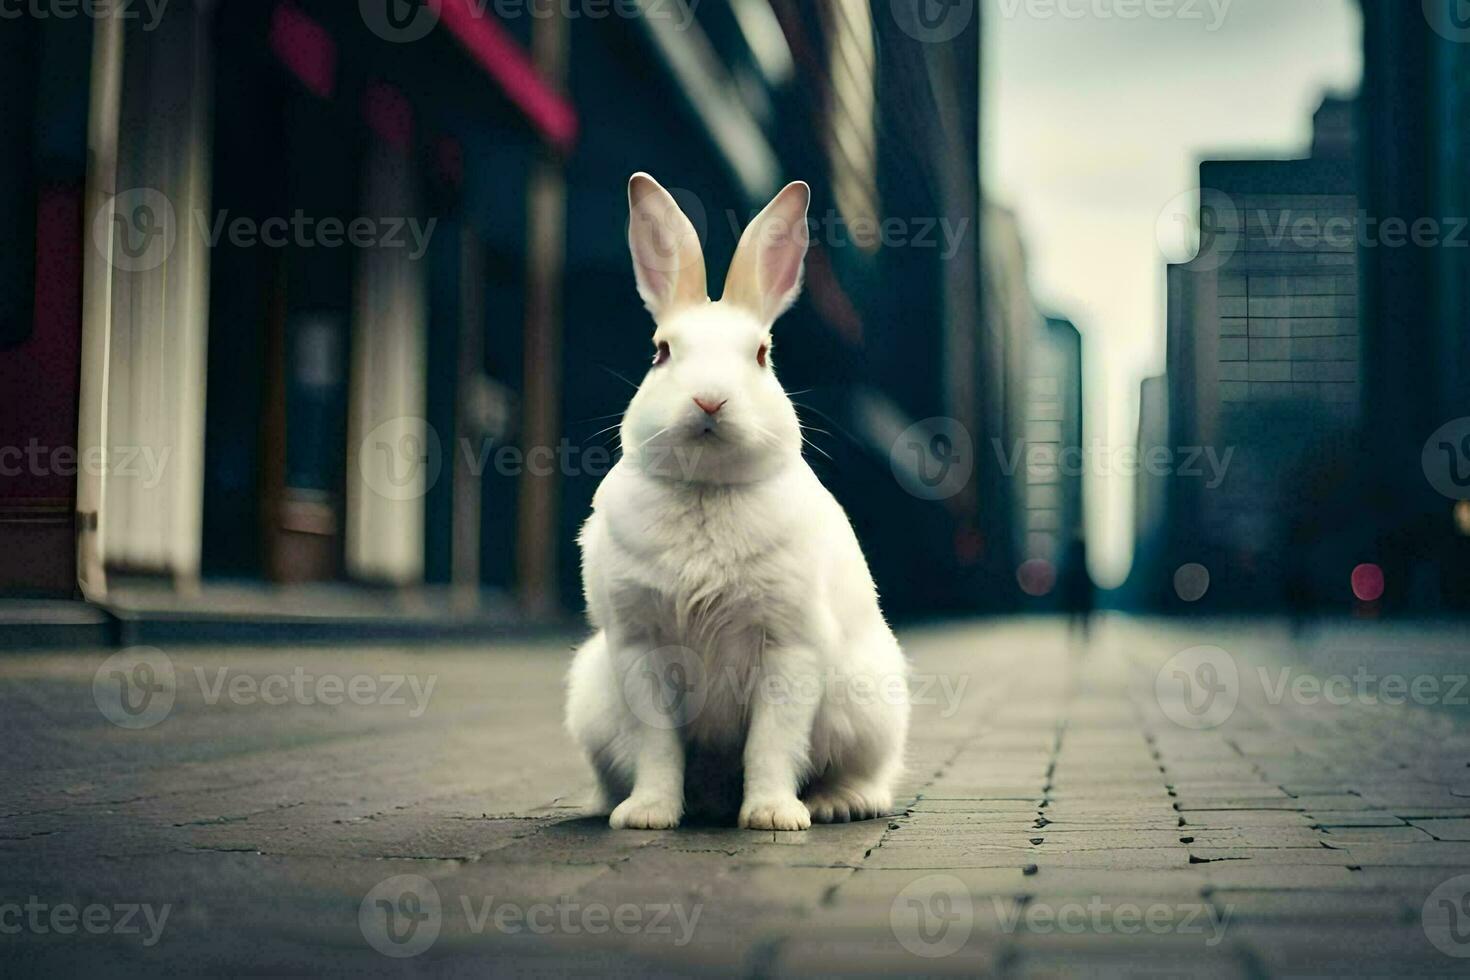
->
[906, 794, 1043, 810]
[1199, 865, 1374, 891]
[1206, 889, 1414, 923]
[1356, 866, 1470, 893]
[835, 867, 1034, 900]
[1182, 828, 1325, 847]
[1409, 817, 1470, 841]
[1169, 784, 1292, 801]
[1027, 829, 1193, 849]
[1178, 811, 1317, 829]
[863, 845, 1042, 871]
[1233, 924, 1453, 977]
[1319, 825, 1436, 844]
[1018, 868, 1209, 898]
[1007, 948, 1251, 979]
[6, 621, 1470, 976]
[772, 930, 1006, 977]
[1339, 843, 1470, 868]
[1186, 846, 1348, 865]
[1027, 850, 1194, 872]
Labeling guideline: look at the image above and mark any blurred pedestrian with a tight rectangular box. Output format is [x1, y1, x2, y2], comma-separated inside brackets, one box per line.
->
[1062, 536, 1095, 645]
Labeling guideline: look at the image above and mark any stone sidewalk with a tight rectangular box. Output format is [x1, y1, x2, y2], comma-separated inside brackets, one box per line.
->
[3, 618, 1470, 976]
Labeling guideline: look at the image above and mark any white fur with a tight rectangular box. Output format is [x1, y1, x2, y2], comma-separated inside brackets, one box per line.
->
[565, 175, 908, 831]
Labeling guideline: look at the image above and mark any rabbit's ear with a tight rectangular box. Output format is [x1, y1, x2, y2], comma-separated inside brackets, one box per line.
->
[722, 181, 810, 325]
[627, 173, 708, 319]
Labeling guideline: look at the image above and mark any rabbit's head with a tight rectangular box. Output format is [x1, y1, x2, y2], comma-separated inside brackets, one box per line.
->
[618, 173, 810, 485]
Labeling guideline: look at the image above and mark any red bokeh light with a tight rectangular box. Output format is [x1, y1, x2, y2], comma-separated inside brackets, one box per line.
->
[1017, 559, 1056, 597]
[1351, 563, 1385, 602]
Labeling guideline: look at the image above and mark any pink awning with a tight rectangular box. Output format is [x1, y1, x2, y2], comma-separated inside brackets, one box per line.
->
[431, 0, 578, 153]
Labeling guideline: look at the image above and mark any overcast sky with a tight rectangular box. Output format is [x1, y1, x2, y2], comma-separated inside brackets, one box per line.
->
[982, 0, 1364, 588]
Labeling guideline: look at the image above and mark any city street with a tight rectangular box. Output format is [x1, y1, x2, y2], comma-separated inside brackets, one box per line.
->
[5, 618, 1470, 976]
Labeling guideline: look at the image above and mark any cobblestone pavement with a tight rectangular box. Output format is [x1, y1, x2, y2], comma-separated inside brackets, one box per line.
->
[5, 618, 1470, 976]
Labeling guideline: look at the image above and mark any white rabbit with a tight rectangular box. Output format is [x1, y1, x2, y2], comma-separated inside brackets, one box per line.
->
[565, 173, 908, 831]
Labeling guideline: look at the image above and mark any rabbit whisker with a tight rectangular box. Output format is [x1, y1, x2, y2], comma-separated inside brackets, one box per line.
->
[583, 422, 624, 443]
[598, 364, 642, 391]
[801, 436, 835, 463]
[637, 425, 674, 451]
[573, 410, 627, 425]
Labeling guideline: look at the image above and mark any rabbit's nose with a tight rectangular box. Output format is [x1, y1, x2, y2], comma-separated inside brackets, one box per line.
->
[693, 397, 727, 416]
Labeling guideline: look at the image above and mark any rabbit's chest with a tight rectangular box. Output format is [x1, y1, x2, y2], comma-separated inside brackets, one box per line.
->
[607, 488, 801, 638]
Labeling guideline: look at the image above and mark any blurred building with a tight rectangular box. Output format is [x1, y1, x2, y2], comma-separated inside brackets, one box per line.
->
[0, 2, 1017, 626]
[1158, 96, 1362, 609]
[1129, 373, 1170, 607]
[1140, 5, 1470, 615]
[977, 206, 1085, 606]
[0, 15, 92, 595]
[1356, 0, 1470, 610]
[1018, 316, 1084, 605]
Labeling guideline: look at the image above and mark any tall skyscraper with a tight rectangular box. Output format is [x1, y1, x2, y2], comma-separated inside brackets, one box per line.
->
[1164, 98, 1361, 606]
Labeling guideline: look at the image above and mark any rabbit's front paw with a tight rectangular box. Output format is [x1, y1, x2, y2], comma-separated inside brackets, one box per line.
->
[738, 796, 811, 831]
[609, 796, 682, 830]
[802, 783, 891, 824]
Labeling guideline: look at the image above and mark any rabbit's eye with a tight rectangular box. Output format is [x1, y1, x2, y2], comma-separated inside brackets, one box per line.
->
[757, 344, 769, 368]
[652, 341, 671, 367]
